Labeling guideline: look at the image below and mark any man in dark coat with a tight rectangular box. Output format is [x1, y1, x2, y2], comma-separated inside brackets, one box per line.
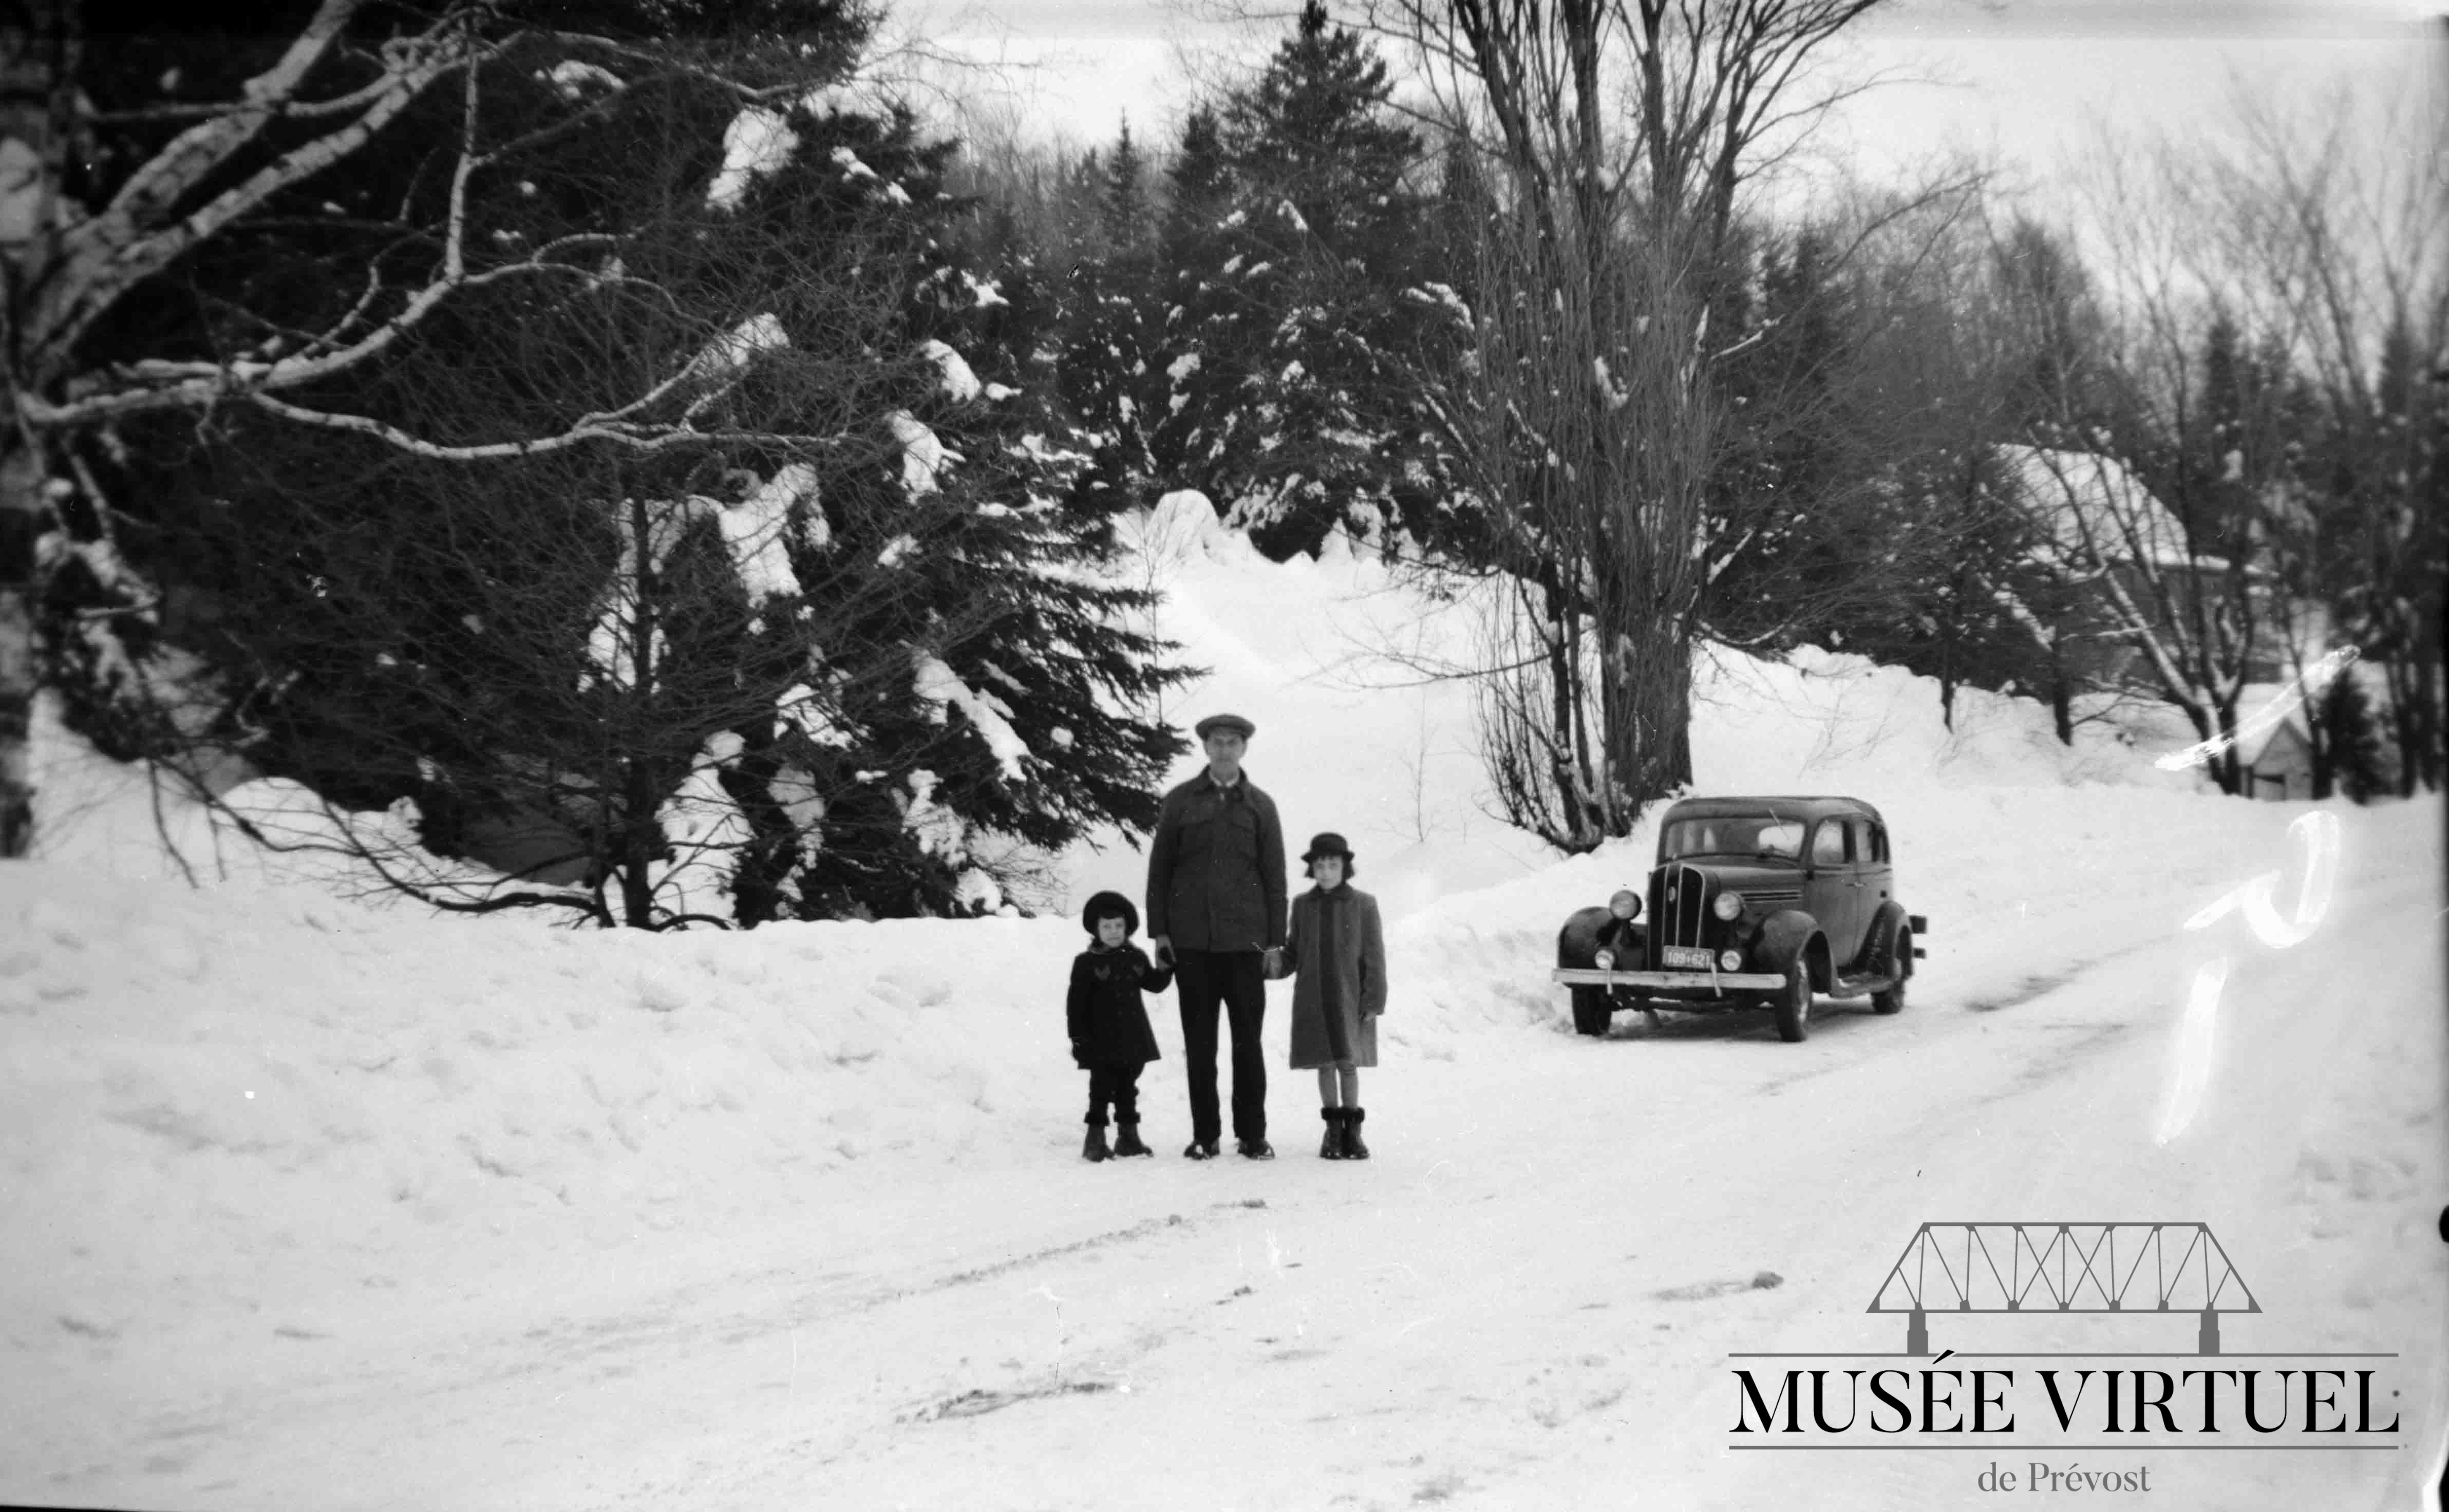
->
[1145, 712, 1288, 1159]
[1068, 891, 1172, 1161]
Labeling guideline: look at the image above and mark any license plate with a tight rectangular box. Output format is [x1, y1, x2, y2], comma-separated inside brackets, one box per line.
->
[1661, 946, 1713, 970]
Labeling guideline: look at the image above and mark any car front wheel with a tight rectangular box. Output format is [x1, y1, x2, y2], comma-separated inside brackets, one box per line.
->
[1571, 986, 1613, 1037]
[1773, 958, 1813, 1043]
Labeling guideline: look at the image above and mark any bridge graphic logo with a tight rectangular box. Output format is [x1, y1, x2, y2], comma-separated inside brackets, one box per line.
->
[1868, 1221, 2260, 1356]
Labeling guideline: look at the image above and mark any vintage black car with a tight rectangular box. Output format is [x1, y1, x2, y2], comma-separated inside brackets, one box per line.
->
[1551, 796, 1928, 1042]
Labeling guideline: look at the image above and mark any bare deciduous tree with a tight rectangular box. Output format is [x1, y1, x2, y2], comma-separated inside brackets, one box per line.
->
[1343, 0, 1891, 848]
[2227, 78, 2446, 793]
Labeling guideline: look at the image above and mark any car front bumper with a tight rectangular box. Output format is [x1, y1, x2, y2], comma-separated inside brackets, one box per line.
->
[1551, 967, 1786, 995]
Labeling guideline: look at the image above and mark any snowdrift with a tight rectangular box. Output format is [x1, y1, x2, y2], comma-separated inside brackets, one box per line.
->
[11, 497, 2438, 1510]
[3, 498, 2370, 1311]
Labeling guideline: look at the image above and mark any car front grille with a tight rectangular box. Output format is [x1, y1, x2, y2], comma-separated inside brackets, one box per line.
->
[1649, 863, 1711, 965]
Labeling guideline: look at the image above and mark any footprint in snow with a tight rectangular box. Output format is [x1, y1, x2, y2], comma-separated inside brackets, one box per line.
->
[1653, 1270, 1783, 1302]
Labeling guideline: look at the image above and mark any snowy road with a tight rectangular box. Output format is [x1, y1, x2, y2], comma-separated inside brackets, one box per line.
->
[13, 803, 2438, 1512]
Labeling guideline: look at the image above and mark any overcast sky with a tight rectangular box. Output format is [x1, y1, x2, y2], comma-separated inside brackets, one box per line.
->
[909, 0, 2436, 204]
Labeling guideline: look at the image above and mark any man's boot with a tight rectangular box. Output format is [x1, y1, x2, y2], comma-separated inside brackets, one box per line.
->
[1083, 1118, 1111, 1162]
[1113, 1120, 1152, 1158]
[1340, 1107, 1370, 1160]
[1319, 1108, 1345, 1159]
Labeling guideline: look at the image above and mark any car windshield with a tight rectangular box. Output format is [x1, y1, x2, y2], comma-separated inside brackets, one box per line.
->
[1661, 816, 1805, 863]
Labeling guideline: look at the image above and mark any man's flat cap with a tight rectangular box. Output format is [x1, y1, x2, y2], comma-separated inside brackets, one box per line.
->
[1194, 712, 1256, 741]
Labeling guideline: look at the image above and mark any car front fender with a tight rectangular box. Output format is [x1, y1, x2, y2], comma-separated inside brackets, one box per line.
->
[1752, 909, 1825, 988]
[1558, 905, 1645, 970]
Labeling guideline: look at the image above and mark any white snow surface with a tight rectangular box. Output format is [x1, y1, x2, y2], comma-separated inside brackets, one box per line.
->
[582, 473, 809, 692]
[912, 652, 1031, 784]
[723, 464, 817, 604]
[918, 338, 982, 403]
[2003, 444, 2216, 571]
[5, 506, 2444, 1509]
[694, 311, 788, 376]
[705, 107, 799, 212]
[887, 410, 959, 496]
[542, 60, 623, 100]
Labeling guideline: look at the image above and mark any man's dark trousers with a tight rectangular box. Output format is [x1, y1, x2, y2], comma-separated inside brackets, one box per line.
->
[1175, 949, 1267, 1146]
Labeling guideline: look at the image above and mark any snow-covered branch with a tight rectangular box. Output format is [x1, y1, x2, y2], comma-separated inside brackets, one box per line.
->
[26, 13, 488, 374]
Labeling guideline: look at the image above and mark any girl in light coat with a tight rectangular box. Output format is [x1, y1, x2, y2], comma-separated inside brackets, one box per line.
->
[1278, 832, 1387, 1159]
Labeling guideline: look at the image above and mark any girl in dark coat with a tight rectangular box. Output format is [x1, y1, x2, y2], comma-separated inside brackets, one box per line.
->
[1277, 833, 1387, 1159]
[1067, 891, 1173, 1161]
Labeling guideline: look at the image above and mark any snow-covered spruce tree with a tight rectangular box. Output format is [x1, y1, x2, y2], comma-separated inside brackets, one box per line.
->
[764, 103, 1195, 921]
[2, 0, 864, 860]
[15, 2, 1189, 922]
[1147, 2, 1460, 560]
[1053, 118, 1161, 519]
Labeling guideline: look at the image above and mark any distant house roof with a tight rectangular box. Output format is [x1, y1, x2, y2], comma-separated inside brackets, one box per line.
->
[2232, 683, 2318, 768]
[1998, 445, 2217, 572]
[2239, 719, 2314, 770]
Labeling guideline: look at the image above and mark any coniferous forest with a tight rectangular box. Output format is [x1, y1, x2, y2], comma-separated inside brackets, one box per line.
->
[1, 0, 2439, 923]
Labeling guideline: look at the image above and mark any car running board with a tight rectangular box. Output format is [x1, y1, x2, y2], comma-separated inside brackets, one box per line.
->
[1824, 972, 1902, 1001]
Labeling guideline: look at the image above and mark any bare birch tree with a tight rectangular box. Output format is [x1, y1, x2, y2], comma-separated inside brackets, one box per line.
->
[0, 0, 849, 856]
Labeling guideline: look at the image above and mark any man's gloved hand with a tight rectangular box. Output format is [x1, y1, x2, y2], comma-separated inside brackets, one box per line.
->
[1150, 934, 1173, 968]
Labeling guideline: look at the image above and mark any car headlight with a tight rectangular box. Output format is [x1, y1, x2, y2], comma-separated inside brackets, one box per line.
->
[1720, 949, 1743, 971]
[1713, 890, 1744, 921]
[1593, 949, 1616, 971]
[1608, 889, 1641, 920]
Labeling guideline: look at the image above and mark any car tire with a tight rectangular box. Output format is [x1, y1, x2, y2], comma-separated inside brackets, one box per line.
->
[1871, 927, 1910, 1015]
[1774, 957, 1813, 1043]
[1571, 986, 1613, 1038]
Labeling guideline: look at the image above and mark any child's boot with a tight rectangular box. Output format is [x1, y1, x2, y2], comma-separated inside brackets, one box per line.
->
[1083, 1116, 1111, 1162]
[1113, 1120, 1152, 1158]
[1340, 1107, 1370, 1160]
[1319, 1108, 1345, 1159]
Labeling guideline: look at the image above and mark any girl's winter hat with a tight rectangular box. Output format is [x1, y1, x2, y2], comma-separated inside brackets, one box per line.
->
[1081, 890, 1140, 936]
[1302, 832, 1355, 873]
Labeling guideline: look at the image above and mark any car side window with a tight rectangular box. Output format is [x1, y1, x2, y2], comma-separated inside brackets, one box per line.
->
[1848, 818, 1877, 864]
[1811, 822, 1845, 866]
[1871, 823, 1889, 863]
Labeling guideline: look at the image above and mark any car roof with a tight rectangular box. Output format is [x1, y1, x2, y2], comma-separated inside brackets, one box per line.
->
[1659, 795, 1884, 825]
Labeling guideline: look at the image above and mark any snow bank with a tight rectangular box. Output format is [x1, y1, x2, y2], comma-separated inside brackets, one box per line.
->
[0, 860, 1096, 1326]
[7, 497, 2440, 1506]
[2, 785, 2430, 1377]
[1063, 503, 2200, 939]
